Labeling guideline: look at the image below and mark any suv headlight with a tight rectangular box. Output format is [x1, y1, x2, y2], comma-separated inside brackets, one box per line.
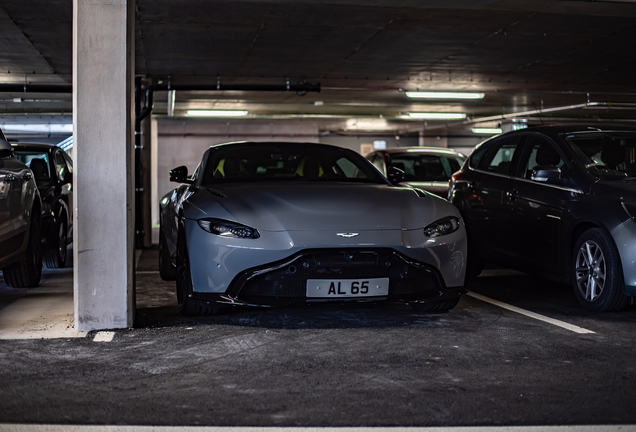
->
[197, 218, 260, 239]
[423, 216, 461, 238]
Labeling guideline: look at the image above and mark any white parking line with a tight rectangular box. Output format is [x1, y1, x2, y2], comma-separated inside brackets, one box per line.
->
[467, 291, 596, 335]
[93, 331, 115, 342]
[0, 424, 634, 431]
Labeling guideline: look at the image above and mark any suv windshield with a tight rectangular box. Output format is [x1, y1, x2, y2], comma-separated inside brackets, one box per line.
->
[200, 143, 387, 185]
[563, 131, 636, 180]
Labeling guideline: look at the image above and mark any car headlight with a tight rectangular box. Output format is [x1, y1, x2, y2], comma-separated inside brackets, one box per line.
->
[197, 218, 260, 239]
[423, 216, 461, 238]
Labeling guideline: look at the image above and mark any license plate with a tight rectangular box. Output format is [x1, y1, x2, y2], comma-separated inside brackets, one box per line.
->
[306, 278, 389, 298]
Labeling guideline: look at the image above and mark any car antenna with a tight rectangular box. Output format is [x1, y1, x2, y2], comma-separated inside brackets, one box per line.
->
[532, 101, 544, 125]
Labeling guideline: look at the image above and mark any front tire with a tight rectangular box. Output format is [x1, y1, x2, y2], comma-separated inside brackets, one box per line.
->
[44, 217, 67, 268]
[572, 228, 628, 312]
[3, 210, 42, 288]
[176, 224, 219, 316]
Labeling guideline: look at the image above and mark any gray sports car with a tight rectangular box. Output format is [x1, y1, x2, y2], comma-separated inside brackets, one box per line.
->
[159, 141, 466, 316]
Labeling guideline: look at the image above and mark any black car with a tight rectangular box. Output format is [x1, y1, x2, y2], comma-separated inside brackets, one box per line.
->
[366, 147, 466, 197]
[449, 125, 636, 312]
[0, 137, 42, 287]
[13, 143, 73, 268]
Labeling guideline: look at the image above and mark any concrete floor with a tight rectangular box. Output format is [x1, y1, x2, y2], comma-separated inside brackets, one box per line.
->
[1, 249, 636, 427]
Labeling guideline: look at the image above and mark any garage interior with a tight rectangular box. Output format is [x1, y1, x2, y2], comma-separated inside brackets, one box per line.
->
[2, 0, 636, 428]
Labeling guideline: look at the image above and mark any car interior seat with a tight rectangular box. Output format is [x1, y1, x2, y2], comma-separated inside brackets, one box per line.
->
[29, 158, 49, 181]
[601, 141, 625, 170]
[295, 157, 324, 178]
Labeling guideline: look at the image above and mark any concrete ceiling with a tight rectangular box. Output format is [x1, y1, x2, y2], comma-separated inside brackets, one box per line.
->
[1, 0, 636, 136]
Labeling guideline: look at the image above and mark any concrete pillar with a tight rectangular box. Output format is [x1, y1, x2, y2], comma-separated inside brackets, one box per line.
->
[73, 0, 135, 331]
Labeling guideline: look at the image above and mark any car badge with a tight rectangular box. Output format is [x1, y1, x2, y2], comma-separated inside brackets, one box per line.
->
[337, 233, 359, 238]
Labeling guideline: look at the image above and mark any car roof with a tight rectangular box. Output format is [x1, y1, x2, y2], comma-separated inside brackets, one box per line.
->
[372, 147, 465, 156]
[500, 124, 636, 139]
[11, 142, 57, 152]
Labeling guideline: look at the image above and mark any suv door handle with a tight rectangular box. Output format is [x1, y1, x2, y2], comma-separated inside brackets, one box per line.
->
[506, 189, 519, 201]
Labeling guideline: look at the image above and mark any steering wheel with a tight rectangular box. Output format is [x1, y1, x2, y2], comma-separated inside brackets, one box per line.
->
[585, 162, 607, 169]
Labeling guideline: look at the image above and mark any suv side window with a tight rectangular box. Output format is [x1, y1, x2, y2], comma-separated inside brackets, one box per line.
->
[54, 151, 69, 182]
[516, 136, 566, 179]
[478, 136, 523, 175]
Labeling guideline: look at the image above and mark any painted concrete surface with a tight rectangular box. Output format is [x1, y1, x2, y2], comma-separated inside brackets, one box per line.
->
[1, 250, 636, 427]
[1, 426, 635, 432]
[0, 267, 86, 339]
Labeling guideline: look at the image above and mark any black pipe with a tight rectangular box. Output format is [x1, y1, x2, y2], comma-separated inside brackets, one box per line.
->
[137, 81, 321, 123]
[0, 84, 72, 93]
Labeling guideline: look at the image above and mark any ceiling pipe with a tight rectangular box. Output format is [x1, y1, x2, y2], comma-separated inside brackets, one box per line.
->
[0, 84, 72, 93]
[136, 81, 321, 125]
[413, 101, 636, 132]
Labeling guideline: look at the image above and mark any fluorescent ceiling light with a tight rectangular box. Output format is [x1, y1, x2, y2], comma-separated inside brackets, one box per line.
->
[186, 110, 248, 117]
[408, 112, 467, 120]
[472, 128, 502, 134]
[345, 118, 388, 130]
[1, 124, 73, 133]
[406, 91, 485, 99]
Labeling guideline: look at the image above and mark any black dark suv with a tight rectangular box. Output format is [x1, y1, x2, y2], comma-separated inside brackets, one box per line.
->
[13, 143, 73, 268]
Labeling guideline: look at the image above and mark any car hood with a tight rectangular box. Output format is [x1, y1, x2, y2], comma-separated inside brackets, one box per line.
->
[183, 182, 454, 232]
[594, 180, 636, 202]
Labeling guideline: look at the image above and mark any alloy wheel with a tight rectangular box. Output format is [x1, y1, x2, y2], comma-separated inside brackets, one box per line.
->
[575, 240, 606, 302]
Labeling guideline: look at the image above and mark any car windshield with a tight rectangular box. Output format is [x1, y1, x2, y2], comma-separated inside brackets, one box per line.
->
[13, 151, 51, 181]
[200, 142, 387, 185]
[389, 152, 466, 182]
[563, 131, 636, 180]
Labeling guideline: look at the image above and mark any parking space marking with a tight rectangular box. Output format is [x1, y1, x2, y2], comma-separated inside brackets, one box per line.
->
[467, 291, 596, 334]
[93, 331, 115, 342]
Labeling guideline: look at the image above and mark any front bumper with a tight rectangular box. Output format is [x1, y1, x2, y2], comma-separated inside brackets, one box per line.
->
[189, 248, 465, 308]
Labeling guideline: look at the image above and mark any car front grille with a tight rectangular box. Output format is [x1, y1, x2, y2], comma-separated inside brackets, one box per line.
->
[233, 249, 443, 302]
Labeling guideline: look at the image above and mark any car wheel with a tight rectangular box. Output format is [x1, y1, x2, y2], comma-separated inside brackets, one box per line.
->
[44, 216, 67, 268]
[3, 210, 42, 288]
[175, 225, 219, 316]
[410, 296, 461, 313]
[159, 225, 176, 281]
[572, 228, 628, 312]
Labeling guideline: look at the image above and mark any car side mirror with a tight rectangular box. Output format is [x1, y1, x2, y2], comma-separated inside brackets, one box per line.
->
[170, 165, 193, 184]
[387, 166, 406, 184]
[0, 139, 14, 158]
[531, 166, 561, 183]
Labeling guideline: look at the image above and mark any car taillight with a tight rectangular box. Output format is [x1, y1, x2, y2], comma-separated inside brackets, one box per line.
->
[450, 171, 461, 184]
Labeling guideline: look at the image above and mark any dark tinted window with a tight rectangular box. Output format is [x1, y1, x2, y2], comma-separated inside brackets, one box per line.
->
[389, 152, 466, 182]
[468, 143, 489, 168]
[478, 136, 523, 175]
[564, 131, 636, 180]
[200, 143, 386, 185]
[519, 137, 564, 179]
